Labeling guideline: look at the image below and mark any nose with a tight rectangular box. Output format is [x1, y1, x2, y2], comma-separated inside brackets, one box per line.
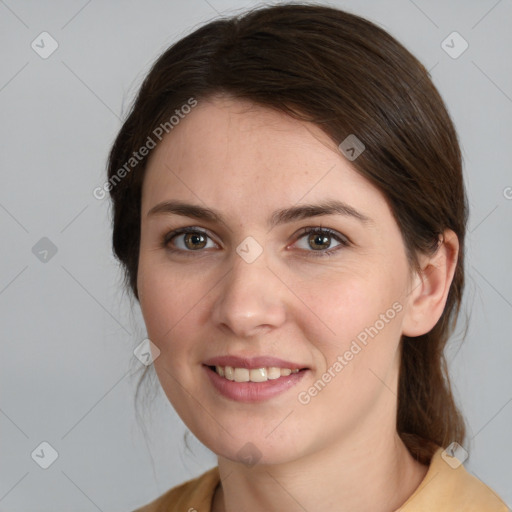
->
[211, 251, 287, 339]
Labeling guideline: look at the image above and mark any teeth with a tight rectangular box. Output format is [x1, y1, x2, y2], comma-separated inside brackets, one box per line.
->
[234, 368, 250, 382]
[267, 367, 282, 380]
[250, 368, 267, 382]
[213, 365, 300, 382]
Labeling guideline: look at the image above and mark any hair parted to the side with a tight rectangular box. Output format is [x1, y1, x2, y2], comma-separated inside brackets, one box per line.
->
[107, 3, 468, 465]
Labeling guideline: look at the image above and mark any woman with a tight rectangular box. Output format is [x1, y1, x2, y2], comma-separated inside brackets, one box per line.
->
[106, 3, 509, 511]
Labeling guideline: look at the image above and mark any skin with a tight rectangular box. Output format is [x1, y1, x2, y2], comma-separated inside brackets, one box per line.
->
[137, 94, 459, 512]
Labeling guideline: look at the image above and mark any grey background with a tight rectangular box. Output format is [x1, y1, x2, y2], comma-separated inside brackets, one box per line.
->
[0, 0, 511, 510]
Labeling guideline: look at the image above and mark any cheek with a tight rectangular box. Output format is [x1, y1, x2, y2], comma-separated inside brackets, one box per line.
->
[293, 269, 389, 344]
[294, 267, 405, 380]
[293, 273, 404, 423]
[137, 260, 199, 349]
[137, 263, 203, 408]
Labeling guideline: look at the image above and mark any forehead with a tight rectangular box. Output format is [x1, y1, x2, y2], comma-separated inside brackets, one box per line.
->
[141, 95, 383, 221]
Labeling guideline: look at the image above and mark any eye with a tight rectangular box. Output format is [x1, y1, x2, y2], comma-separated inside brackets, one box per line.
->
[162, 226, 350, 257]
[162, 227, 218, 252]
[293, 227, 350, 257]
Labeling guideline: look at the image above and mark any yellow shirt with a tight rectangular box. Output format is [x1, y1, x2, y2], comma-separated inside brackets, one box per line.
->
[132, 447, 509, 511]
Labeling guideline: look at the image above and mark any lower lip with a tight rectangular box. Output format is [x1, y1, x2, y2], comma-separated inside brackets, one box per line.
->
[204, 365, 308, 403]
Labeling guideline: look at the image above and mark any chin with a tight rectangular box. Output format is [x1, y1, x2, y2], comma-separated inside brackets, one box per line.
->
[196, 429, 305, 467]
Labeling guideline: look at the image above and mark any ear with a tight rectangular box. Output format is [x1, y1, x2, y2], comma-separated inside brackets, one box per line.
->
[401, 229, 459, 337]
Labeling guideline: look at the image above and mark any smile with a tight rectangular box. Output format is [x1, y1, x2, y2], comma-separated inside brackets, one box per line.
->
[212, 365, 300, 382]
[204, 364, 308, 402]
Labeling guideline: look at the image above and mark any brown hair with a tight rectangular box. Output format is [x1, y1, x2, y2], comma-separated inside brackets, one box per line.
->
[107, 3, 468, 464]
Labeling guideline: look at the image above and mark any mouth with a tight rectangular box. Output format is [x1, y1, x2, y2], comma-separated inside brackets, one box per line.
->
[202, 358, 309, 403]
[206, 364, 303, 382]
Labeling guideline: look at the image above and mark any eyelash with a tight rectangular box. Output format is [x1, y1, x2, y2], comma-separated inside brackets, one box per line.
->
[161, 226, 350, 258]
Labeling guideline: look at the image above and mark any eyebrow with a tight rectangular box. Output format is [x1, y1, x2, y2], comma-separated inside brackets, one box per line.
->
[147, 199, 374, 228]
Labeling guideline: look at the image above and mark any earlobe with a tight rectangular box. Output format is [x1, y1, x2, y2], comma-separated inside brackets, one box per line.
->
[401, 229, 459, 337]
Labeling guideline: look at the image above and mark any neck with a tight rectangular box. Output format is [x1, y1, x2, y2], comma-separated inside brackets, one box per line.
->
[213, 415, 428, 512]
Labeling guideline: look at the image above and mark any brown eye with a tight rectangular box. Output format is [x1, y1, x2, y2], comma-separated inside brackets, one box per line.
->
[163, 228, 217, 252]
[293, 227, 349, 257]
[183, 232, 207, 250]
[307, 232, 331, 250]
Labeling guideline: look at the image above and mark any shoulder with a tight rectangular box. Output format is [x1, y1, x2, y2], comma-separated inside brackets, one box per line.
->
[399, 447, 509, 511]
[132, 466, 220, 512]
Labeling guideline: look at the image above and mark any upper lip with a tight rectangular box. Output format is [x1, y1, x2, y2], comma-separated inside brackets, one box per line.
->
[203, 355, 307, 370]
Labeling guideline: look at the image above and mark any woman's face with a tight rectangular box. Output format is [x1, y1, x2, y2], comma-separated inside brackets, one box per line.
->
[137, 94, 417, 465]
